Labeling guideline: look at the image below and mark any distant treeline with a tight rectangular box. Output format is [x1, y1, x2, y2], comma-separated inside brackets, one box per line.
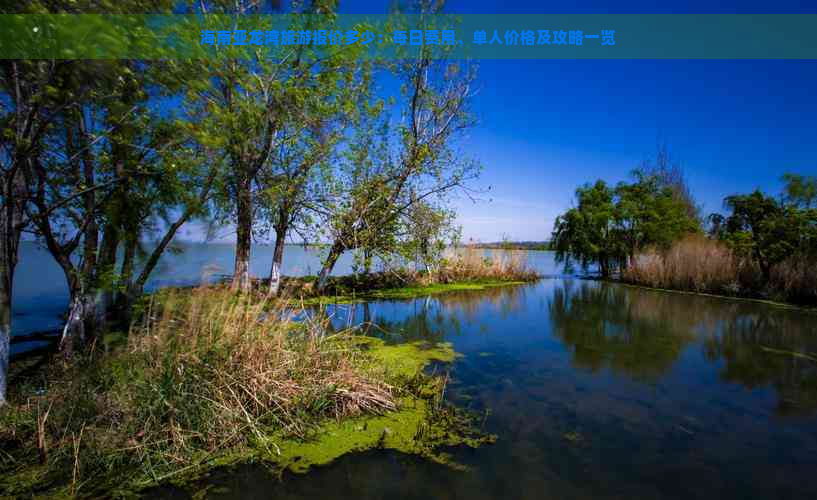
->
[470, 241, 552, 251]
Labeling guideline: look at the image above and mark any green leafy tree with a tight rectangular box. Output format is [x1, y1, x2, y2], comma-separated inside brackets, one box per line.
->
[315, 53, 480, 290]
[615, 172, 697, 261]
[400, 200, 459, 275]
[782, 173, 817, 209]
[717, 176, 817, 283]
[722, 190, 798, 281]
[552, 180, 618, 277]
[553, 174, 697, 278]
[255, 24, 374, 296]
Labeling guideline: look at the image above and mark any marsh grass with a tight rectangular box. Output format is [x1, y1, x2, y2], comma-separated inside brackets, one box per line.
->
[0, 287, 405, 496]
[623, 235, 817, 305]
[433, 246, 539, 284]
[623, 235, 740, 293]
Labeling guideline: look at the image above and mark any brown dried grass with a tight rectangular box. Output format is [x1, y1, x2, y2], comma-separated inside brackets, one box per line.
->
[623, 235, 817, 305]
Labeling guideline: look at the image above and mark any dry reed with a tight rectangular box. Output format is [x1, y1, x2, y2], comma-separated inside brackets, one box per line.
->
[623, 235, 817, 305]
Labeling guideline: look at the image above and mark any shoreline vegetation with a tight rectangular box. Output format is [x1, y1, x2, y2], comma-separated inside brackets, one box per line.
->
[551, 146, 816, 308]
[278, 247, 540, 305]
[0, 251, 532, 498]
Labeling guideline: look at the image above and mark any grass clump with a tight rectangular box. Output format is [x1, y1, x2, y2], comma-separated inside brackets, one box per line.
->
[0, 287, 489, 497]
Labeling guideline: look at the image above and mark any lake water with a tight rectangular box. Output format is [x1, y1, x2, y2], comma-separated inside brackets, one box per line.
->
[10, 242, 560, 352]
[14, 245, 817, 498]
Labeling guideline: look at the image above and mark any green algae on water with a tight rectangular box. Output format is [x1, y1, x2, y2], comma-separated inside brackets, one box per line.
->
[292, 280, 529, 306]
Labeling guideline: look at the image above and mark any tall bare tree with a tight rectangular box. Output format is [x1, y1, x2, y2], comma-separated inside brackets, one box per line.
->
[315, 53, 480, 291]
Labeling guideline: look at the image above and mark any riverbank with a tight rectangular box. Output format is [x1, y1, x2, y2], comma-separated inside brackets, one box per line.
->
[281, 275, 534, 306]
[0, 287, 493, 498]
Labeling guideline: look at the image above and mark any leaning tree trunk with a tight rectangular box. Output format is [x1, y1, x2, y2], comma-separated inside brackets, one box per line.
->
[56, 262, 101, 359]
[268, 225, 287, 297]
[94, 225, 120, 331]
[233, 176, 253, 293]
[0, 230, 15, 405]
[316, 240, 345, 293]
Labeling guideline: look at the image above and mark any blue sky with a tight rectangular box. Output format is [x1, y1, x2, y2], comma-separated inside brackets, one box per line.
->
[189, 1, 817, 242]
[377, 0, 817, 241]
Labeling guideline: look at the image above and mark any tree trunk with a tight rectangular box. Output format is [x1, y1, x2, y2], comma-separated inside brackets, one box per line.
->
[1, 165, 27, 404]
[0, 282, 11, 405]
[129, 167, 217, 313]
[233, 175, 253, 293]
[363, 248, 372, 275]
[95, 225, 120, 330]
[59, 284, 92, 359]
[317, 240, 344, 293]
[117, 236, 137, 324]
[599, 256, 610, 278]
[268, 224, 287, 297]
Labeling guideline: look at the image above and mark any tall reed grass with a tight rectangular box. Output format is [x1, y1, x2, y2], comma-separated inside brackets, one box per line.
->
[433, 246, 540, 284]
[623, 235, 817, 305]
[623, 235, 740, 293]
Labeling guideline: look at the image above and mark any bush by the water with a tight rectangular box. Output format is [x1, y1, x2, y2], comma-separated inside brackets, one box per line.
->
[623, 235, 817, 305]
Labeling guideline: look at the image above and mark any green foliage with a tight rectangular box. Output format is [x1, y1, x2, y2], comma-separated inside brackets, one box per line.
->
[0, 288, 490, 496]
[783, 173, 817, 209]
[715, 179, 817, 280]
[552, 174, 697, 277]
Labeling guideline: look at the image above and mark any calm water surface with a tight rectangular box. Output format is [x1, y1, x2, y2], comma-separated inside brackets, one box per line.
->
[15, 245, 817, 498]
[158, 279, 817, 500]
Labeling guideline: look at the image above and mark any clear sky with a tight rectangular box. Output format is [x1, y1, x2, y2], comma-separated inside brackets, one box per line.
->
[319, 0, 817, 243]
[183, 0, 817, 243]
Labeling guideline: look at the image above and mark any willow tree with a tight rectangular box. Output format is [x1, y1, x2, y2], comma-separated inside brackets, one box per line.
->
[552, 175, 697, 278]
[552, 181, 619, 278]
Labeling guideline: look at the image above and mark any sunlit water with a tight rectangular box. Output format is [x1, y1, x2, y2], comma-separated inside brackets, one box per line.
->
[14, 245, 817, 498]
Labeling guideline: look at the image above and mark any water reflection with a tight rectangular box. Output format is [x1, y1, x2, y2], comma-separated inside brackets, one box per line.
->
[703, 311, 817, 416]
[548, 281, 696, 381]
[330, 280, 817, 417]
[325, 283, 532, 345]
[163, 279, 817, 499]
